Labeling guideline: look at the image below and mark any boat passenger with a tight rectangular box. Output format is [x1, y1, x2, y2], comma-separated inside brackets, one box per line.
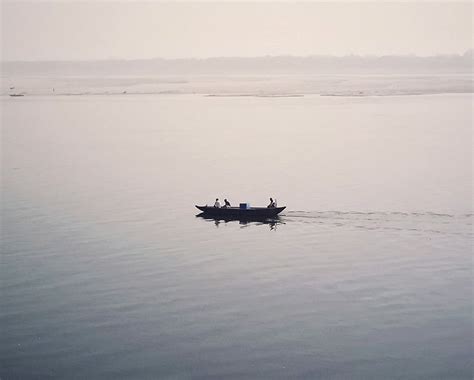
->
[214, 198, 221, 208]
[273, 199, 277, 207]
[267, 198, 275, 208]
[223, 199, 231, 208]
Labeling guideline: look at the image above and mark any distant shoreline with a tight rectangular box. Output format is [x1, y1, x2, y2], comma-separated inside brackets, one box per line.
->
[2, 53, 472, 77]
[3, 92, 473, 99]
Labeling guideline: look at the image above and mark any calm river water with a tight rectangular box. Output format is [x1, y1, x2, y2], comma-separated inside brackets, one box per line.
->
[1, 94, 472, 379]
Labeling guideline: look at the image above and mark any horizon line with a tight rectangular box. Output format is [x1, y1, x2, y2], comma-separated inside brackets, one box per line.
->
[2, 51, 473, 64]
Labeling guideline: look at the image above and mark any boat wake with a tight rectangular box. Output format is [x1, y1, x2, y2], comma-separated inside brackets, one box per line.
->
[284, 210, 470, 218]
[281, 210, 472, 236]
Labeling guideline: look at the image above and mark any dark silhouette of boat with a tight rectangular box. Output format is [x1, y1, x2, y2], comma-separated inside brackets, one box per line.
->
[9, 94, 24, 97]
[195, 205, 285, 219]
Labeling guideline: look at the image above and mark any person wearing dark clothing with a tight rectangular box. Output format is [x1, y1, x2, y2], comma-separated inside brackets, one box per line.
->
[267, 198, 275, 208]
[223, 199, 231, 208]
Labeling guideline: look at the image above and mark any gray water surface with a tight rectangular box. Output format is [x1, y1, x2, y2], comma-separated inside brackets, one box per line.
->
[1, 94, 472, 379]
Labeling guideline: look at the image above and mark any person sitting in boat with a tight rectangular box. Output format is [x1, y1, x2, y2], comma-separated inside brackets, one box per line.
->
[273, 199, 277, 207]
[214, 198, 221, 208]
[267, 198, 275, 208]
[223, 199, 231, 208]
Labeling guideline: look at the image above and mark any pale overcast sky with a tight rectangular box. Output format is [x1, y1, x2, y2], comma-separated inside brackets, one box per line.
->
[1, 1, 472, 61]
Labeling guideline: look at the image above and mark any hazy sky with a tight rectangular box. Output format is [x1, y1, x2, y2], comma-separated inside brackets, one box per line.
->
[1, 1, 472, 61]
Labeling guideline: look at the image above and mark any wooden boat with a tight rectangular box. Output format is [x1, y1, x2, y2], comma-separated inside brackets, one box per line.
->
[195, 205, 285, 219]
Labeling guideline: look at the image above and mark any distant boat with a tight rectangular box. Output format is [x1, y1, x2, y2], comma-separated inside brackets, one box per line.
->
[10, 94, 24, 97]
[195, 205, 285, 219]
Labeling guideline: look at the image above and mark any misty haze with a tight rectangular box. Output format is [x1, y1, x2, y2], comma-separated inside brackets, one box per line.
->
[1, 2, 472, 380]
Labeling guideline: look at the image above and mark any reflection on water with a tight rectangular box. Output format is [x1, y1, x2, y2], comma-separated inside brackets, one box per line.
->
[196, 213, 284, 230]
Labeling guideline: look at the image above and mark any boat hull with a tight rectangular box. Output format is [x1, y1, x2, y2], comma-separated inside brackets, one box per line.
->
[195, 205, 285, 219]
